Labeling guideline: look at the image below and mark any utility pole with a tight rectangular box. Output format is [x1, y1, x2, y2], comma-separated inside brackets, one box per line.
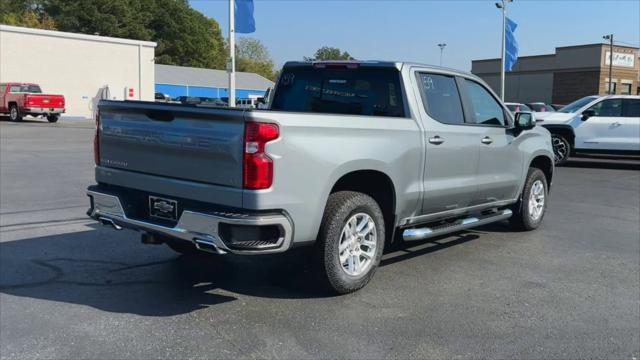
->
[228, 0, 236, 107]
[495, 0, 512, 102]
[603, 34, 614, 94]
[437, 43, 447, 66]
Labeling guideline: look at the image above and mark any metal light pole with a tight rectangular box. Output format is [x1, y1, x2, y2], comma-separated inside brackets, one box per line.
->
[603, 34, 614, 94]
[437, 43, 447, 66]
[228, 0, 236, 107]
[495, 0, 512, 102]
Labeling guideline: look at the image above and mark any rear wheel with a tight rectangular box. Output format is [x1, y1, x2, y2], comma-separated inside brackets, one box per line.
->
[316, 191, 385, 294]
[47, 114, 60, 123]
[510, 167, 548, 231]
[9, 105, 22, 122]
[551, 134, 571, 165]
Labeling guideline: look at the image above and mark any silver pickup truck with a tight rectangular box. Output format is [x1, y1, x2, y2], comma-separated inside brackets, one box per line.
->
[87, 61, 554, 293]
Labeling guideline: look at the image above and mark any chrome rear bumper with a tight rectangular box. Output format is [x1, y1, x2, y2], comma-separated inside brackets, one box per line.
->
[87, 190, 293, 255]
[25, 107, 65, 114]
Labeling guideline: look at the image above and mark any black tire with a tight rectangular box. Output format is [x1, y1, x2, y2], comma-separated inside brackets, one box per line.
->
[9, 104, 22, 122]
[165, 239, 200, 256]
[551, 133, 571, 165]
[317, 191, 385, 294]
[47, 114, 60, 123]
[510, 167, 548, 231]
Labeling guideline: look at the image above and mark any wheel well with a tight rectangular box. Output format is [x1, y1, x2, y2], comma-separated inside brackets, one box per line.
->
[8, 102, 17, 108]
[544, 126, 575, 146]
[530, 156, 553, 185]
[330, 170, 396, 233]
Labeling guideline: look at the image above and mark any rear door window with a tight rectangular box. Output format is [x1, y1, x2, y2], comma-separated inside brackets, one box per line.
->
[622, 99, 640, 117]
[271, 67, 406, 117]
[417, 73, 465, 125]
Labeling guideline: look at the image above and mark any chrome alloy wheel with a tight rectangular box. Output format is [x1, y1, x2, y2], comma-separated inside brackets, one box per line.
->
[338, 213, 377, 276]
[552, 135, 569, 163]
[10, 107, 18, 120]
[528, 180, 545, 221]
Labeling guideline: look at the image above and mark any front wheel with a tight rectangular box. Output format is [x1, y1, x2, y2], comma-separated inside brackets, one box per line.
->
[551, 134, 571, 165]
[510, 168, 548, 231]
[317, 191, 385, 294]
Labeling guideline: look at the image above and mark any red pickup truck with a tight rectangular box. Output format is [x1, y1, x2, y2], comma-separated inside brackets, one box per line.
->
[0, 82, 65, 122]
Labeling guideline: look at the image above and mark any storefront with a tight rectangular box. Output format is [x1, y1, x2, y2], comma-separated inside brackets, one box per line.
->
[471, 43, 639, 105]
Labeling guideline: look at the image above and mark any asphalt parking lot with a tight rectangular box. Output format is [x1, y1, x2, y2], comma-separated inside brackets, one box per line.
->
[1, 117, 639, 359]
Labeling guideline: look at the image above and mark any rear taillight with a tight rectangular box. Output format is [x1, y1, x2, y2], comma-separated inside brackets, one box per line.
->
[24, 95, 33, 106]
[94, 110, 100, 165]
[243, 122, 279, 189]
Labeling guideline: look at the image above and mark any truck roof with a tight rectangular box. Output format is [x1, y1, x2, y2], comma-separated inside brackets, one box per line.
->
[282, 60, 481, 81]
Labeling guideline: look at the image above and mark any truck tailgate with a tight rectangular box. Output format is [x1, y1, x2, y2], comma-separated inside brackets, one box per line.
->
[27, 94, 65, 108]
[98, 101, 245, 188]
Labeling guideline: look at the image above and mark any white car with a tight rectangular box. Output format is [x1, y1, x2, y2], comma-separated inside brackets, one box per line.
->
[537, 95, 640, 164]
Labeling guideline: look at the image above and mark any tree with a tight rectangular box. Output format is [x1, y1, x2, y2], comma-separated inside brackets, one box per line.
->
[148, 0, 226, 69]
[0, 0, 56, 29]
[235, 37, 275, 80]
[305, 46, 353, 61]
[42, 0, 227, 69]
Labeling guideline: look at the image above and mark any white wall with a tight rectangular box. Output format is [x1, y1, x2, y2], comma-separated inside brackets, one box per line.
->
[0, 25, 156, 118]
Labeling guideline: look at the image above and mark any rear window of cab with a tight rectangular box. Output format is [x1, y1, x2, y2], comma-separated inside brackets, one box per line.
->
[271, 67, 407, 118]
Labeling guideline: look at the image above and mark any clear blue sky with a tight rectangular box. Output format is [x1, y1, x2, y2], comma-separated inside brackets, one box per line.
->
[190, 0, 640, 71]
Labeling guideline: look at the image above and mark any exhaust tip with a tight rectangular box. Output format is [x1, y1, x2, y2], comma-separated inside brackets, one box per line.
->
[98, 217, 122, 230]
[194, 238, 226, 255]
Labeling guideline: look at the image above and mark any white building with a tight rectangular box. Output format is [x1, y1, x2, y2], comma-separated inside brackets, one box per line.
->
[0, 25, 156, 118]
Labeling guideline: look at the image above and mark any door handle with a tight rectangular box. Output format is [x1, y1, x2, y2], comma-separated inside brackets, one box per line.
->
[428, 136, 444, 145]
[481, 136, 493, 145]
[612, 122, 622, 127]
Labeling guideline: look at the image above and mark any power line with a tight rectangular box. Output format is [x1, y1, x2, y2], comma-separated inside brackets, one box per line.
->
[613, 40, 639, 47]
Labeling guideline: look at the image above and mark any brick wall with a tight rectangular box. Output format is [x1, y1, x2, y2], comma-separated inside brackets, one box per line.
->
[552, 71, 601, 104]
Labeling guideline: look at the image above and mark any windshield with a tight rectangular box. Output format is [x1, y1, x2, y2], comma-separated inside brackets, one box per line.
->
[559, 96, 598, 113]
[9, 84, 42, 93]
[271, 66, 406, 117]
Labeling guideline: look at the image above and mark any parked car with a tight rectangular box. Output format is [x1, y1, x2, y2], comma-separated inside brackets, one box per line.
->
[236, 98, 259, 109]
[526, 102, 556, 113]
[505, 102, 533, 113]
[0, 82, 65, 122]
[86, 61, 554, 294]
[537, 95, 640, 164]
[154, 92, 171, 102]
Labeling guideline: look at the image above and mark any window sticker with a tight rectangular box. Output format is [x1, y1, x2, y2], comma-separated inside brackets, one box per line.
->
[281, 73, 295, 86]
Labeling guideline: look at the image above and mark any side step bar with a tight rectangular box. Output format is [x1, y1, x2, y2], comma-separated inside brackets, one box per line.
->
[402, 209, 513, 241]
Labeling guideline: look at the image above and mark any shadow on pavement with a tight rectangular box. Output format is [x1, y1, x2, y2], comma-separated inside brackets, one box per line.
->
[564, 158, 640, 171]
[0, 115, 47, 123]
[0, 224, 489, 316]
[0, 226, 328, 316]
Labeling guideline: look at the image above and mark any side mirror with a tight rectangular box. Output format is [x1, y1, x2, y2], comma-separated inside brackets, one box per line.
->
[581, 109, 595, 121]
[514, 111, 536, 130]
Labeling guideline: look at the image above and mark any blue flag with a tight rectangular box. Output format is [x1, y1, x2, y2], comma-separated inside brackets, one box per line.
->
[235, 0, 256, 34]
[505, 17, 518, 71]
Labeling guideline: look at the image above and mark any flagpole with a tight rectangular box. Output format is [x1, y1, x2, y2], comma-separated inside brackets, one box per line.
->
[228, 0, 236, 107]
[500, 1, 506, 102]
